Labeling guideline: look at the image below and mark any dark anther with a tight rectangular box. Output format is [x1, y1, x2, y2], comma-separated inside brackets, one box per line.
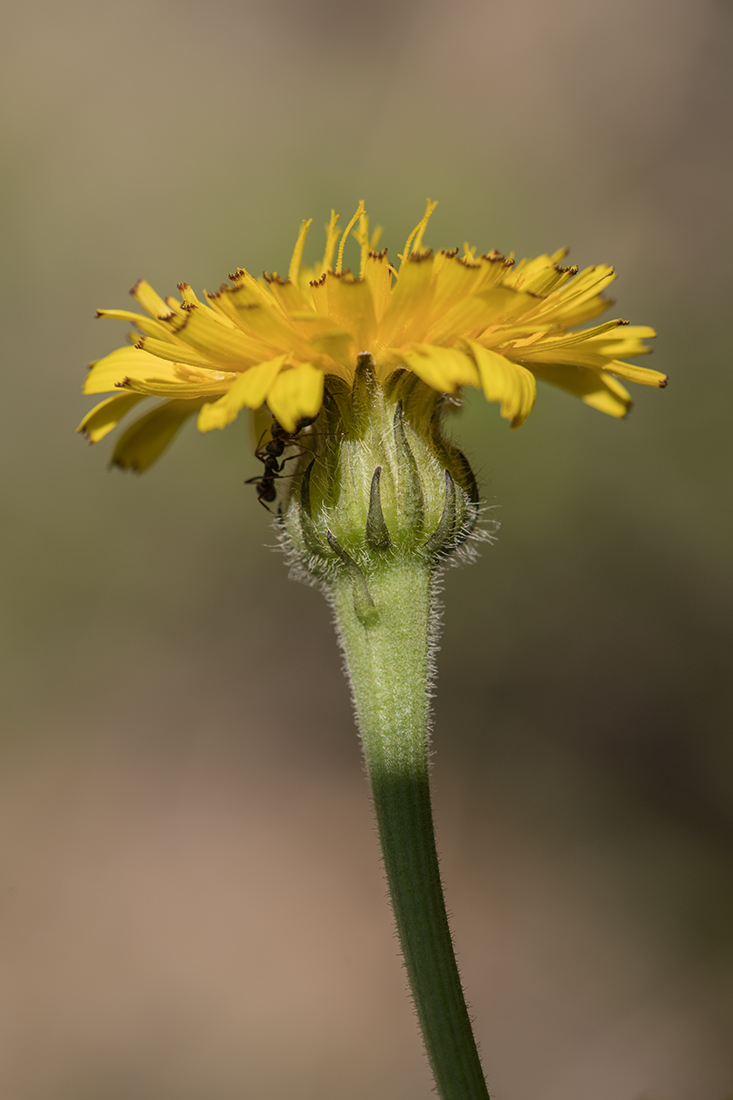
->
[365, 467, 391, 552]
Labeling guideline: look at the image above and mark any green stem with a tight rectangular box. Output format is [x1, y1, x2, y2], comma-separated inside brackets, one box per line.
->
[330, 557, 490, 1100]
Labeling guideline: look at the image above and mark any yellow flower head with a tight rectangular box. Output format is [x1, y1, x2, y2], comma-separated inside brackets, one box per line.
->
[79, 201, 665, 471]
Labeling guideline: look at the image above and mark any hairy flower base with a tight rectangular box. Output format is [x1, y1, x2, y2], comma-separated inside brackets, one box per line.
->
[277, 359, 486, 620]
[78, 201, 666, 473]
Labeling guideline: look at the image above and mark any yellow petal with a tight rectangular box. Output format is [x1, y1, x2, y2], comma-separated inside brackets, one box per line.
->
[85, 346, 234, 395]
[309, 275, 329, 316]
[285, 312, 346, 340]
[84, 346, 175, 394]
[586, 325, 657, 357]
[430, 253, 488, 317]
[605, 359, 668, 387]
[169, 284, 194, 308]
[266, 364, 324, 432]
[544, 296, 613, 330]
[378, 253, 435, 346]
[135, 335, 223, 370]
[161, 304, 265, 366]
[325, 273, 377, 350]
[197, 355, 287, 432]
[95, 309, 175, 341]
[465, 340, 536, 427]
[76, 392, 147, 443]
[116, 375, 232, 398]
[265, 276, 312, 315]
[530, 265, 616, 325]
[211, 287, 312, 357]
[427, 286, 539, 345]
[399, 343, 479, 394]
[516, 345, 668, 385]
[212, 269, 272, 309]
[506, 254, 577, 296]
[307, 330, 355, 365]
[521, 318, 630, 352]
[528, 363, 632, 418]
[251, 403, 274, 449]
[111, 399, 205, 472]
[130, 279, 170, 319]
[520, 263, 577, 296]
[363, 250, 393, 321]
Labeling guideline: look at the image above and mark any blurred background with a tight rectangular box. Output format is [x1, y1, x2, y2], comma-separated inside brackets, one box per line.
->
[1, 0, 732, 1097]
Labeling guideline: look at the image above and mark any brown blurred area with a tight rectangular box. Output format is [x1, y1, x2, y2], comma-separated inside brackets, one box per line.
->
[1, 0, 732, 1097]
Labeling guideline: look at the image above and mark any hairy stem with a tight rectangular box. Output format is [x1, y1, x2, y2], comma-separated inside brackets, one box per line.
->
[330, 557, 490, 1100]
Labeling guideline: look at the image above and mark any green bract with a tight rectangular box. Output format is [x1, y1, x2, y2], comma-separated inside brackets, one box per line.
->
[279, 355, 481, 621]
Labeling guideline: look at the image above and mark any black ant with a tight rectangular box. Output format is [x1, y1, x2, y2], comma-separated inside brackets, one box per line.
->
[246, 415, 316, 509]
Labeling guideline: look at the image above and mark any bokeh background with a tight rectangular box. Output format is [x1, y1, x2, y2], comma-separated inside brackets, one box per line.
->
[1, 0, 732, 1097]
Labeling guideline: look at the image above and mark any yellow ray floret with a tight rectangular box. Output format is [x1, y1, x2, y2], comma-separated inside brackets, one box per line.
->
[80, 200, 665, 471]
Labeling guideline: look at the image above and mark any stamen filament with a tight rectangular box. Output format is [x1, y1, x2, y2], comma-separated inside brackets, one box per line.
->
[402, 198, 438, 266]
[321, 210, 340, 274]
[288, 218, 312, 284]
[336, 200, 366, 274]
[355, 213, 371, 279]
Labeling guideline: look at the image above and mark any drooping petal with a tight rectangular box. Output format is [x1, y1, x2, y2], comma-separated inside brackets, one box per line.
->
[111, 399, 206, 471]
[85, 346, 235, 396]
[266, 364, 324, 431]
[464, 340, 537, 428]
[585, 325, 657, 358]
[76, 392, 147, 442]
[84, 346, 180, 394]
[251, 403, 274, 450]
[198, 355, 287, 432]
[604, 359, 668, 387]
[515, 343, 668, 386]
[528, 363, 632, 418]
[399, 343, 479, 394]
